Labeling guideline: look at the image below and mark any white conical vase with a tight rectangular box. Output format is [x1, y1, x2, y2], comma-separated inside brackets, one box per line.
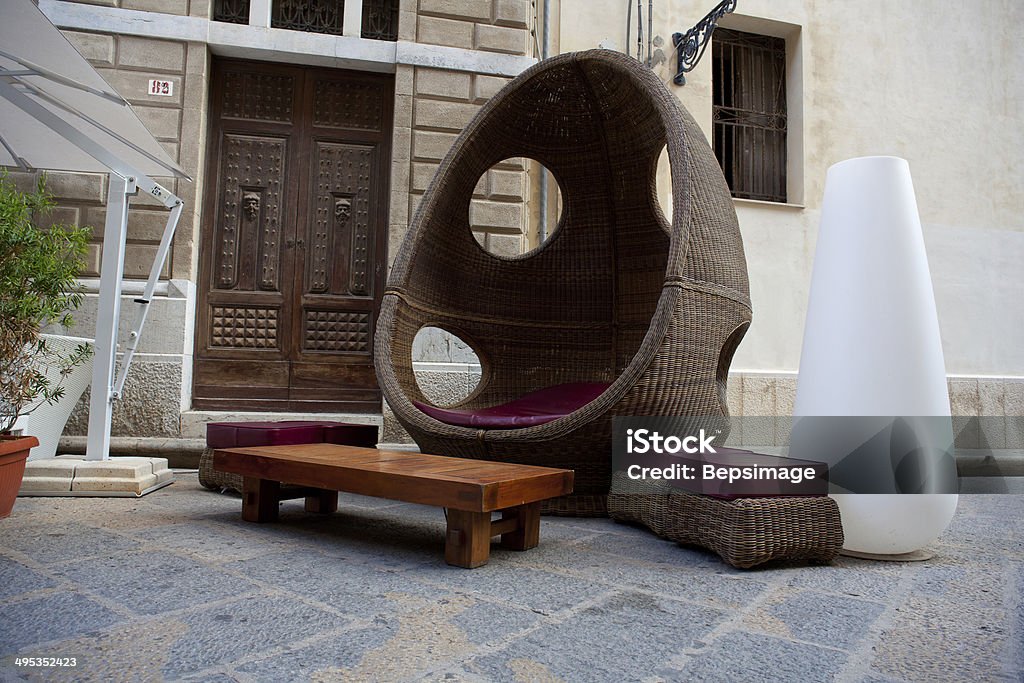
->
[793, 156, 957, 557]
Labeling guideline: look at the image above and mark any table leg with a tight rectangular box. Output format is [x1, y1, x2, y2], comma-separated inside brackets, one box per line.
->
[242, 476, 279, 523]
[445, 509, 491, 568]
[499, 501, 541, 551]
[305, 489, 339, 514]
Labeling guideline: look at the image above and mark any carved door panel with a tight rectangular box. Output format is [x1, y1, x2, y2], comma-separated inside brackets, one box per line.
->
[194, 60, 392, 412]
[288, 72, 392, 408]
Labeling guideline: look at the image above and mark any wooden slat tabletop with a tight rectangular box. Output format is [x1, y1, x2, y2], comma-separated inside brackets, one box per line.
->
[213, 443, 574, 512]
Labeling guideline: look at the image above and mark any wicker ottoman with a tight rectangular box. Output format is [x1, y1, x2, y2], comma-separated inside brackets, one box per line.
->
[608, 471, 843, 568]
[198, 421, 378, 493]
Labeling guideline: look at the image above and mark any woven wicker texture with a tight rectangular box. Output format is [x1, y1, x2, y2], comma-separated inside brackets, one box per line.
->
[198, 448, 242, 492]
[608, 473, 845, 568]
[375, 51, 752, 516]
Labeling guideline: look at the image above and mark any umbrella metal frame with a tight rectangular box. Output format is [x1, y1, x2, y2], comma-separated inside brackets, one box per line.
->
[0, 74, 184, 461]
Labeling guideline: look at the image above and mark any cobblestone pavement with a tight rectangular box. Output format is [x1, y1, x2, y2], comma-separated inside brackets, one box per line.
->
[0, 472, 1021, 682]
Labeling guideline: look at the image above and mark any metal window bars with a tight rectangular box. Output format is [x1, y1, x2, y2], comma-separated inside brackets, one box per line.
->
[212, 0, 398, 41]
[712, 28, 787, 203]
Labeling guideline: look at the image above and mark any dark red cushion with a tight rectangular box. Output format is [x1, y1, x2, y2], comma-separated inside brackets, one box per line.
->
[412, 382, 611, 429]
[206, 420, 377, 449]
[323, 423, 378, 448]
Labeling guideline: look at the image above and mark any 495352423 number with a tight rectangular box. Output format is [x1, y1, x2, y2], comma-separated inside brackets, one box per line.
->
[14, 657, 77, 667]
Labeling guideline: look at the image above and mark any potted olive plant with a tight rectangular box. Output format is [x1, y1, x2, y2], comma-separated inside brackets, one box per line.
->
[0, 171, 91, 518]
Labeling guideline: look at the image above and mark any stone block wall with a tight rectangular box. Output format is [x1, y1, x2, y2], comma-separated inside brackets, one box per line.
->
[722, 373, 1024, 450]
[15, 28, 207, 284]
[389, 0, 533, 267]
[65, 0, 194, 15]
[64, 360, 185, 438]
[415, 0, 531, 52]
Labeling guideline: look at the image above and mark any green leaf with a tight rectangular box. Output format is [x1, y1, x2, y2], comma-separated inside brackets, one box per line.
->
[0, 170, 92, 428]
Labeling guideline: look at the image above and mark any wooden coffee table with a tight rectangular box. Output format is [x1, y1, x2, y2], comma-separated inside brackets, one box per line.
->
[213, 443, 574, 568]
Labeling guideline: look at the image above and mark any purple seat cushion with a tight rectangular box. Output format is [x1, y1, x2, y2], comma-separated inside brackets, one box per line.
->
[412, 382, 611, 429]
[206, 420, 377, 449]
[323, 423, 378, 448]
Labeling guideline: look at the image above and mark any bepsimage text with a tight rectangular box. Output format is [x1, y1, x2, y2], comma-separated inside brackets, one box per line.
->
[625, 462, 819, 484]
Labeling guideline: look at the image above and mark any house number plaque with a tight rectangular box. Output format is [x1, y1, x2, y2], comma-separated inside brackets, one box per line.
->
[147, 79, 174, 97]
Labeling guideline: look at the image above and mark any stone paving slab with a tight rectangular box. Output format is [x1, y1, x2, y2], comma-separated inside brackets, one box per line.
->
[0, 592, 124, 658]
[234, 620, 399, 682]
[51, 550, 265, 617]
[0, 473, 1020, 682]
[667, 631, 848, 682]
[464, 591, 727, 682]
[0, 557, 57, 600]
[743, 587, 885, 650]
[0, 521, 141, 564]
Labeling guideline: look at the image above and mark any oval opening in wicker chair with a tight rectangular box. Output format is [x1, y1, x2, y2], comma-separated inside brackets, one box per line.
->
[470, 157, 564, 259]
[375, 50, 752, 515]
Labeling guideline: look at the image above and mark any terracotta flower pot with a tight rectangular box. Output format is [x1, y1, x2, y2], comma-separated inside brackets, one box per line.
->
[0, 435, 38, 519]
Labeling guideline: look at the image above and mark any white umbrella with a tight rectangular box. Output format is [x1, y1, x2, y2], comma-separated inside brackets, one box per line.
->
[1, 0, 190, 460]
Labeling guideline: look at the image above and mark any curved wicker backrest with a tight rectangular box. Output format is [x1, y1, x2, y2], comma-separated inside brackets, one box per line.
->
[375, 50, 751, 515]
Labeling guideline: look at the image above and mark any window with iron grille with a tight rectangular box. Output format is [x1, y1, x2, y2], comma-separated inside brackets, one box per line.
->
[272, 0, 344, 35]
[213, 0, 250, 24]
[212, 0, 398, 41]
[362, 0, 398, 41]
[712, 28, 787, 203]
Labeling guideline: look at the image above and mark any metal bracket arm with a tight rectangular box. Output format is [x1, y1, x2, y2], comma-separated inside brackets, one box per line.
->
[672, 0, 737, 86]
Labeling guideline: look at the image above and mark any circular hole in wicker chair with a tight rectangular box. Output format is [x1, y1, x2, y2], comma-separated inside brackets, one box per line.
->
[411, 325, 483, 408]
[470, 157, 564, 259]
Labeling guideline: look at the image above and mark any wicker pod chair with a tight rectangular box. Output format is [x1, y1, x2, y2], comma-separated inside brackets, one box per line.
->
[375, 50, 751, 515]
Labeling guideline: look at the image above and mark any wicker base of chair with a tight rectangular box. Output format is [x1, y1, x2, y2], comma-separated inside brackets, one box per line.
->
[608, 472, 844, 568]
[541, 493, 607, 517]
[606, 475, 673, 536]
[198, 448, 243, 493]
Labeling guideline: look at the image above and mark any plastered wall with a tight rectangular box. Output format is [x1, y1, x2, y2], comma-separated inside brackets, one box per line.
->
[558, 0, 1024, 378]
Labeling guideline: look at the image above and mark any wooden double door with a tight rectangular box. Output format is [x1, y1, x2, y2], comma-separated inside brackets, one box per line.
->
[194, 59, 393, 412]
